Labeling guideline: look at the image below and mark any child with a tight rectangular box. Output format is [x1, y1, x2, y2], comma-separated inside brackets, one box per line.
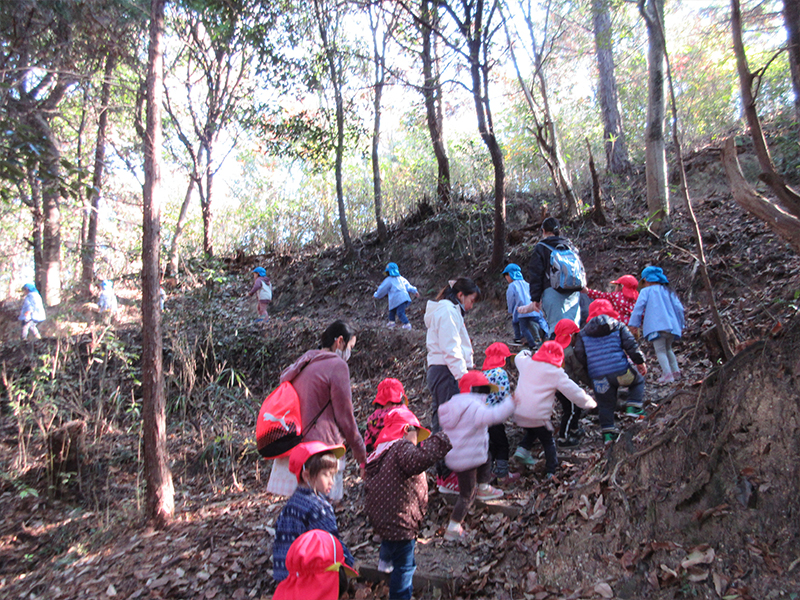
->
[552, 319, 593, 447]
[481, 342, 520, 484]
[628, 266, 685, 384]
[273, 441, 355, 583]
[364, 407, 451, 599]
[512, 342, 597, 476]
[364, 377, 408, 453]
[247, 267, 272, 322]
[19, 283, 45, 340]
[438, 370, 514, 541]
[98, 280, 118, 323]
[584, 275, 639, 325]
[503, 263, 548, 348]
[574, 299, 647, 442]
[373, 262, 420, 330]
[273, 529, 359, 600]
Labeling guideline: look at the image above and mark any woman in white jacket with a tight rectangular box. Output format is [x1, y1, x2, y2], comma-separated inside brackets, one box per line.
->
[424, 278, 480, 494]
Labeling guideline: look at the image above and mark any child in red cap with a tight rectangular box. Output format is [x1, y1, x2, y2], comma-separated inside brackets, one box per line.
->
[364, 407, 451, 599]
[273, 442, 355, 584]
[512, 342, 597, 477]
[552, 319, 593, 447]
[363, 378, 408, 453]
[481, 343, 520, 485]
[438, 371, 515, 541]
[273, 529, 359, 600]
[584, 275, 639, 325]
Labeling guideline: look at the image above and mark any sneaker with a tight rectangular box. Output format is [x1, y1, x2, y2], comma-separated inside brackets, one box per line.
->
[545, 472, 556, 481]
[558, 436, 581, 448]
[386, 321, 396, 328]
[513, 447, 538, 466]
[656, 373, 675, 384]
[625, 406, 645, 419]
[494, 471, 521, 486]
[377, 559, 394, 574]
[672, 370, 682, 381]
[476, 484, 504, 501]
[443, 523, 466, 541]
[401, 323, 412, 330]
[436, 473, 460, 495]
[603, 432, 618, 443]
[511, 338, 523, 345]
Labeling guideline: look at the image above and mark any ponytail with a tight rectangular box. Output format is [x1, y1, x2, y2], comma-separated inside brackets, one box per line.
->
[436, 277, 480, 304]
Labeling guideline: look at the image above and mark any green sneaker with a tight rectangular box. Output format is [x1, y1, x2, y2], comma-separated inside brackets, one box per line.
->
[625, 406, 644, 419]
[513, 447, 538, 466]
[603, 432, 617, 443]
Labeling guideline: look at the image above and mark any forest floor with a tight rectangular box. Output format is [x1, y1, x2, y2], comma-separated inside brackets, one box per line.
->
[1, 136, 800, 599]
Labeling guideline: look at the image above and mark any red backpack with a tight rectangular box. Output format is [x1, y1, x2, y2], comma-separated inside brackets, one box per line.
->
[256, 382, 331, 459]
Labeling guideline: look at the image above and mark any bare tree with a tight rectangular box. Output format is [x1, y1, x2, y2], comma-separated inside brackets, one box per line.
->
[142, 0, 174, 529]
[784, 0, 800, 122]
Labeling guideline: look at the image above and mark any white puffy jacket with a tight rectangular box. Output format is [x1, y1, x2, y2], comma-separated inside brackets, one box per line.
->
[424, 300, 473, 380]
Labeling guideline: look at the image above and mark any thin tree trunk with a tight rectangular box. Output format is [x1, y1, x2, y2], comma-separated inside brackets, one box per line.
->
[201, 143, 215, 258]
[37, 122, 63, 307]
[586, 138, 607, 226]
[167, 177, 196, 277]
[783, 0, 800, 122]
[370, 6, 388, 243]
[142, 0, 174, 529]
[81, 51, 116, 295]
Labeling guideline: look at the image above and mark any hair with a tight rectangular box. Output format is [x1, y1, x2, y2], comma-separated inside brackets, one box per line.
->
[320, 320, 356, 349]
[542, 217, 560, 235]
[303, 451, 339, 482]
[436, 277, 481, 303]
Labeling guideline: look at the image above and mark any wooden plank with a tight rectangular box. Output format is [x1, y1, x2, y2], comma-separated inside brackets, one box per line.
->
[358, 565, 460, 597]
[439, 494, 522, 518]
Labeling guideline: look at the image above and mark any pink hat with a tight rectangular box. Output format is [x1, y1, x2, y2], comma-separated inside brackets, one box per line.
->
[482, 342, 513, 370]
[587, 299, 620, 322]
[288, 441, 346, 484]
[611, 275, 639, 301]
[373, 378, 407, 406]
[375, 406, 431, 445]
[458, 370, 499, 394]
[553, 319, 580, 349]
[273, 529, 358, 600]
[531, 341, 565, 367]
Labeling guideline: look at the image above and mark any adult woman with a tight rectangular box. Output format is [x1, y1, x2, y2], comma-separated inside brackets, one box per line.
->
[267, 320, 366, 501]
[423, 278, 480, 493]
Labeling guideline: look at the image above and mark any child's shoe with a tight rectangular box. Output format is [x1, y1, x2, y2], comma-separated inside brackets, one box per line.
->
[511, 338, 523, 346]
[558, 435, 581, 448]
[386, 321, 396, 328]
[672, 370, 682, 381]
[377, 559, 394, 574]
[401, 323, 412, 330]
[495, 471, 521, 486]
[443, 521, 466, 541]
[436, 472, 460, 495]
[513, 447, 538, 466]
[545, 472, 556, 481]
[476, 483, 504, 501]
[625, 406, 645, 420]
[603, 432, 618, 443]
[656, 372, 675, 384]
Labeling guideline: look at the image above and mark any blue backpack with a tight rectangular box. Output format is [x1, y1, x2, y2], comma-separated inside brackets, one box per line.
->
[538, 241, 586, 292]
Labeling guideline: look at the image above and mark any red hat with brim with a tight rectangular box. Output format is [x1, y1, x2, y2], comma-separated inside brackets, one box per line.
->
[587, 299, 620, 322]
[531, 341, 565, 367]
[375, 406, 431, 445]
[289, 441, 346, 484]
[458, 370, 499, 394]
[273, 529, 359, 600]
[611, 274, 639, 301]
[373, 377, 407, 406]
[553, 319, 580, 349]
[482, 342, 513, 370]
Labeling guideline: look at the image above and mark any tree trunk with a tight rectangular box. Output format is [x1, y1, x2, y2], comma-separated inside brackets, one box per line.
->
[81, 51, 116, 295]
[370, 7, 388, 243]
[38, 127, 63, 307]
[201, 143, 215, 258]
[142, 0, 174, 529]
[640, 0, 669, 235]
[592, 0, 630, 175]
[22, 171, 45, 293]
[586, 138, 607, 226]
[784, 0, 800, 122]
[166, 177, 196, 277]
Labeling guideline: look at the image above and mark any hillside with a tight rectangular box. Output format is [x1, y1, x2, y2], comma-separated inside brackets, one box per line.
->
[1, 140, 800, 599]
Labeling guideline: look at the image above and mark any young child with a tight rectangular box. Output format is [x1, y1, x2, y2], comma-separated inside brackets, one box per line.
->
[481, 343, 520, 484]
[98, 280, 118, 323]
[364, 377, 408, 453]
[273, 529, 359, 600]
[552, 319, 593, 447]
[438, 370, 514, 541]
[628, 266, 685, 384]
[574, 299, 647, 442]
[19, 283, 45, 340]
[373, 262, 420, 330]
[364, 407, 451, 599]
[512, 342, 597, 476]
[503, 263, 548, 348]
[247, 267, 272, 322]
[273, 441, 355, 584]
[584, 275, 639, 325]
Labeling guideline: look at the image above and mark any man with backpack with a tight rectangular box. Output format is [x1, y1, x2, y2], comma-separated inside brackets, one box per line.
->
[528, 217, 586, 330]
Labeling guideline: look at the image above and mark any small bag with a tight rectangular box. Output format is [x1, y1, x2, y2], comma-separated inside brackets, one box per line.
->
[616, 368, 636, 387]
[538, 241, 587, 292]
[256, 382, 330, 459]
[258, 280, 273, 301]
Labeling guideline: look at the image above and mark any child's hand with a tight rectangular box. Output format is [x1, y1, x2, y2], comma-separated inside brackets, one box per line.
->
[630, 326, 640, 339]
[636, 362, 647, 376]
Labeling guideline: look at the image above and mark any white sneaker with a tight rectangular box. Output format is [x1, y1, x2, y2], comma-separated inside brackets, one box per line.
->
[476, 484, 504, 501]
[377, 559, 394, 574]
[401, 323, 412, 330]
[443, 523, 465, 541]
[386, 321, 396, 328]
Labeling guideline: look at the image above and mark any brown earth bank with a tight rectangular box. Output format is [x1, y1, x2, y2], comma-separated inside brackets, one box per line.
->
[1, 138, 800, 599]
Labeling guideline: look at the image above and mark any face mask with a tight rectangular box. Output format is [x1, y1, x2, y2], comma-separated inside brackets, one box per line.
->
[335, 347, 351, 362]
[457, 300, 467, 315]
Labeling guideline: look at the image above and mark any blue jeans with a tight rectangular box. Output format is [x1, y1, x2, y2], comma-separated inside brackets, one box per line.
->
[388, 301, 410, 324]
[382, 539, 416, 599]
[592, 366, 645, 433]
[517, 316, 544, 349]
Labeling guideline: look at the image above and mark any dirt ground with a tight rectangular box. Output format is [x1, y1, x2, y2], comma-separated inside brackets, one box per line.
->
[1, 140, 800, 599]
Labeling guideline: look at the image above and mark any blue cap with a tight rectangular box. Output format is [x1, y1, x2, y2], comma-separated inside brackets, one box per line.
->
[385, 262, 400, 277]
[641, 266, 669, 284]
[23, 283, 36, 292]
[502, 263, 523, 280]
[252, 267, 267, 277]
[101, 280, 112, 289]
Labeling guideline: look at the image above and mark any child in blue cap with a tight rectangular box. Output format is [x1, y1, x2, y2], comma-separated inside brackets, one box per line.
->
[19, 283, 45, 340]
[502, 263, 549, 349]
[373, 262, 420, 330]
[247, 267, 272, 322]
[98, 280, 118, 323]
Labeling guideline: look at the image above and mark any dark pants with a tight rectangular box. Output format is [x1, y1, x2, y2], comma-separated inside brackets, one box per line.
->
[593, 367, 645, 433]
[488, 424, 509, 462]
[382, 539, 416, 600]
[388, 301, 411, 324]
[452, 461, 493, 522]
[518, 316, 545, 349]
[426, 365, 459, 477]
[557, 392, 583, 438]
[520, 427, 558, 474]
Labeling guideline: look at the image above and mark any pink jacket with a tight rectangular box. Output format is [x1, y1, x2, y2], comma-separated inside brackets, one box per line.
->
[438, 392, 514, 472]
[280, 350, 367, 465]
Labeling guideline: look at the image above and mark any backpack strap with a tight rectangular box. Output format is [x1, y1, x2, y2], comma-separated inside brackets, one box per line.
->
[302, 397, 333, 438]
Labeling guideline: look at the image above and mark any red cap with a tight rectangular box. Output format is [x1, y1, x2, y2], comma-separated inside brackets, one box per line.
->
[273, 529, 358, 600]
[375, 406, 431, 445]
[482, 342, 513, 370]
[553, 319, 580, 349]
[373, 378, 407, 406]
[459, 370, 499, 394]
[532, 341, 565, 367]
[288, 441, 346, 484]
[611, 275, 639, 301]
[587, 299, 620, 322]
